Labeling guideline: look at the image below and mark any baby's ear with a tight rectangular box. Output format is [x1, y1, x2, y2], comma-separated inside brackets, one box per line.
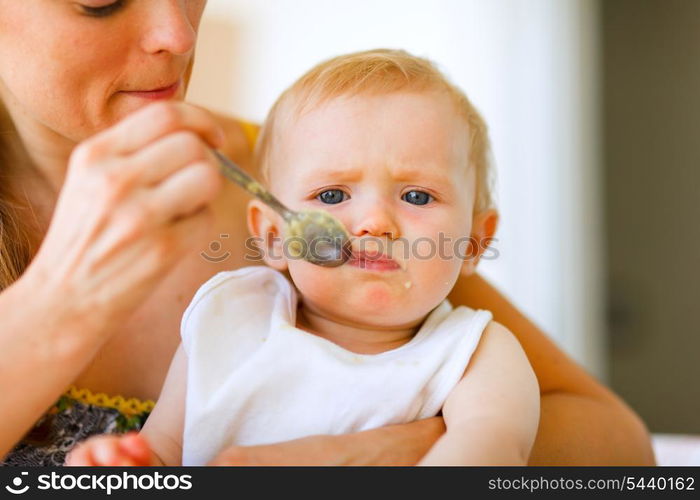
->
[246, 199, 288, 271]
[460, 209, 499, 276]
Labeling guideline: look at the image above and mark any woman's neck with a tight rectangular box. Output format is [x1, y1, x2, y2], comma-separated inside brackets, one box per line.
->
[2, 103, 75, 232]
[7, 107, 74, 193]
[295, 299, 428, 355]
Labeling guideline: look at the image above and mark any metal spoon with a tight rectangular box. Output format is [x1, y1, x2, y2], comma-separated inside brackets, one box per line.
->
[212, 149, 351, 267]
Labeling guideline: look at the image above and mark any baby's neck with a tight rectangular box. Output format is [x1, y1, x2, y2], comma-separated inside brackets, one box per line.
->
[295, 301, 428, 355]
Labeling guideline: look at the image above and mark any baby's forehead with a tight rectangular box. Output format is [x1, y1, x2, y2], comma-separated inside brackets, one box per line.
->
[268, 147, 473, 197]
[290, 89, 469, 129]
[273, 91, 472, 170]
[267, 90, 470, 190]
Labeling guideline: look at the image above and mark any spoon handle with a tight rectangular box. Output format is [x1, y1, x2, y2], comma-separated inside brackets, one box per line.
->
[212, 149, 293, 219]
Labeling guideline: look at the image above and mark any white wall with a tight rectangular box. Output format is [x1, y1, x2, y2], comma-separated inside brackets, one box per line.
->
[188, 0, 605, 378]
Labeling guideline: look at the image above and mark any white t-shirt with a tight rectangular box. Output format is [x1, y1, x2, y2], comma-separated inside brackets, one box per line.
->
[180, 266, 492, 465]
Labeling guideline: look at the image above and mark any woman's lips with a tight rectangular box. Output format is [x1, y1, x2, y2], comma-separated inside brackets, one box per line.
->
[348, 251, 401, 271]
[121, 79, 181, 100]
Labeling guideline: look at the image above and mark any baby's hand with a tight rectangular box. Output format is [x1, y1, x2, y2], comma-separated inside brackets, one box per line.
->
[66, 432, 154, 466]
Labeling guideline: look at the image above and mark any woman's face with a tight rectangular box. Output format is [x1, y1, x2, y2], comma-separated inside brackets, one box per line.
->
[0, 0, 207, 142]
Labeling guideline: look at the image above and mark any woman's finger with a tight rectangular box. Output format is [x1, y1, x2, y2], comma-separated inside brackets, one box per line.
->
[125, 130, 218, 186]
[144, 160, 223, 225]
[88, 101, 224, 157]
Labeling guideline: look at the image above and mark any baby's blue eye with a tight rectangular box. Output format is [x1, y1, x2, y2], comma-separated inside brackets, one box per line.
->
[317, 189, 347, 204]
[402, 190, 433, 206]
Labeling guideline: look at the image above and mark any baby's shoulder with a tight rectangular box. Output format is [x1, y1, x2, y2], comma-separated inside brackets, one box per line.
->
[182, 266, 292, 326]
[440, 302, 494, 332]
[192, 264, 288, 300]
[179, 267, 289, 376]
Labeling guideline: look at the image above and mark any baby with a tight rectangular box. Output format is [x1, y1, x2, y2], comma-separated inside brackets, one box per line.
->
[68, 49, 539, 466]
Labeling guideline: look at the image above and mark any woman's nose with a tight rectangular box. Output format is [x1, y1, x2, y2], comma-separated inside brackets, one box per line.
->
[349, 203, 400, 239]
[140, 0, 197, 56]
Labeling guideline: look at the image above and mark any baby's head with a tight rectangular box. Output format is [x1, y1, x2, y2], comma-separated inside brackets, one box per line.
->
[247, 49, 498, 330]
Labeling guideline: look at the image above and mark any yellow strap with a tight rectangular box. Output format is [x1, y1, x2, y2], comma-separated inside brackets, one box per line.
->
[239, 120, 260, 152]
[65, 385, 155, 417]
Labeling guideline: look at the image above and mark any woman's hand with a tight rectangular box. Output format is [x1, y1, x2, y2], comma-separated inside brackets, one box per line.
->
[0, 101, 228, 458]
[24, 101, 225, 343]
[208, 418, 446, 466]
[207, 435, 346, 466]
[66, 433, 156, 466]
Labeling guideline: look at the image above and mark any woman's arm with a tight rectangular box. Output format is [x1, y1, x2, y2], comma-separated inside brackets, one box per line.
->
[447, 273, 655, 465]
[208, 416, 445, 466]
[0, 275, 103, 458]
[0, 102, 227, 459]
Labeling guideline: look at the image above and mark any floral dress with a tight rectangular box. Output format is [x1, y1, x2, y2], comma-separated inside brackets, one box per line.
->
[2, 387, 154, 466]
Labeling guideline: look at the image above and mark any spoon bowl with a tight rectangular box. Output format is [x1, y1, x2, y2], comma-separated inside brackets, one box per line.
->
[285, 209, 352, 267]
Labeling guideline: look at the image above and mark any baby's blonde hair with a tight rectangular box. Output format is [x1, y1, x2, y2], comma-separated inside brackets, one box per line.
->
[256, 48, 495, 212]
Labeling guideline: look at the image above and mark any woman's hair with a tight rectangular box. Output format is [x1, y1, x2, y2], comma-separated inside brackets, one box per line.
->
[1, 100, 49, 447]
[255, 48, 496, 212]
[0, 99, 33, 291]
[0, 100, 45, 446]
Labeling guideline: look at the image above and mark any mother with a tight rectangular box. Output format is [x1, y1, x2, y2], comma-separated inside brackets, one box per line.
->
[0, 0, 653, 465]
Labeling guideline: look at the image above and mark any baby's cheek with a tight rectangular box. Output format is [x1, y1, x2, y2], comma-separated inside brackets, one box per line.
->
[411, 257, 461, 296]
[288, 262, 341, 298]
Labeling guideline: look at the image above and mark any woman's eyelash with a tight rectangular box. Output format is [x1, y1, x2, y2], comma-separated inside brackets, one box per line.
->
[80, 0, 126, 18]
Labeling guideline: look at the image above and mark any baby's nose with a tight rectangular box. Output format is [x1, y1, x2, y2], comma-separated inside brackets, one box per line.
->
[350, 204, 400, 239]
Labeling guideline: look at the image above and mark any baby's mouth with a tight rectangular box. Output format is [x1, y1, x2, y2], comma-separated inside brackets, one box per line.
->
[348, 250, 402, 271]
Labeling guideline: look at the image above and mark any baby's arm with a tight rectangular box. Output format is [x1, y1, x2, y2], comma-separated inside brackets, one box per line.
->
[418, 321, 540, 465]
[66, 345, 188, 466]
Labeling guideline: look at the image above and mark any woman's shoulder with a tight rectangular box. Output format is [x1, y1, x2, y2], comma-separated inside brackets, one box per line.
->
[208, 110, 260, 167]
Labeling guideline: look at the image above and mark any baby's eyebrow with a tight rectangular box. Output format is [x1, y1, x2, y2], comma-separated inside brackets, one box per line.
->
[299, 165, 454, 188]
[389, 166, 453, 187]
[299, 167, 364, 185]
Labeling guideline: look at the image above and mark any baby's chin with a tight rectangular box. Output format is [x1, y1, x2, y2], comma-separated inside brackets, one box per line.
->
[299, 279, 441, 329]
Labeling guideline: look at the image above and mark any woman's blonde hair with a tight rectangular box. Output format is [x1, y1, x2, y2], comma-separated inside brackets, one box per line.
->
[255, 48, 495, 212]
[0, 100, 32, 291]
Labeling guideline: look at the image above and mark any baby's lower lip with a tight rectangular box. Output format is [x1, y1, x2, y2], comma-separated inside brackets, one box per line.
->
[348, 258, 401, 271]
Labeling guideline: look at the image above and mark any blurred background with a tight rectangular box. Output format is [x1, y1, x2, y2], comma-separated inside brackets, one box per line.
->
[187, 0, 699, 446]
